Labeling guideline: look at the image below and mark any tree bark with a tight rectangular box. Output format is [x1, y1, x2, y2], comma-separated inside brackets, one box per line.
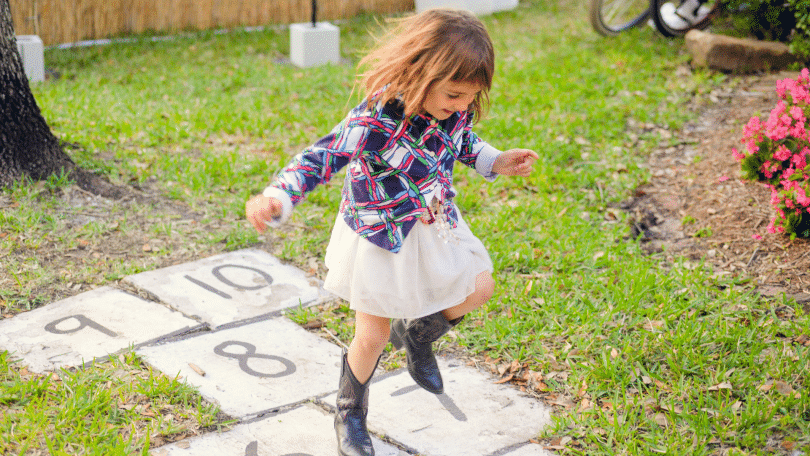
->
[0, 0, 75, 188]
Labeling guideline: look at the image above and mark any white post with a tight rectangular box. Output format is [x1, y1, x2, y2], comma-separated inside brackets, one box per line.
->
[415, 0, 493, 15]
[15, 35, 45, 82]
[415, 0, 519, 15]
[493, 0, 519, 12]
[289, 22, 340, 68]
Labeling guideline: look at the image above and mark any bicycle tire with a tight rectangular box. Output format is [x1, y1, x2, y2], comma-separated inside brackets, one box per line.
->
[650, 0, 721, 37]
[589, 0, 650, 36]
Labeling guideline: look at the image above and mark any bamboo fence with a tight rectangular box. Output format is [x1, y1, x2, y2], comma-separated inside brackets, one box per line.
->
[10, 0, 414, 46]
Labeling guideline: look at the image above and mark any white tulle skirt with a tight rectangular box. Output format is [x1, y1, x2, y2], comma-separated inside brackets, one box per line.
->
[323, 210, 493, 319]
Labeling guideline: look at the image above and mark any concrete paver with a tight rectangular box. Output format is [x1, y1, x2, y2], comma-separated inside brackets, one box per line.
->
[498, 443, 556, 455]
[0, 286, 200, 372]
[124, 249, 324, 328]
[137, 316, 343, 419]
[322, 357, 551, 456]
[151, 403, 407, 456]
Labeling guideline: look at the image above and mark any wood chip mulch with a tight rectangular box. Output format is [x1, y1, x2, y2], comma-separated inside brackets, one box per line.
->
[623, 69, 809, 309]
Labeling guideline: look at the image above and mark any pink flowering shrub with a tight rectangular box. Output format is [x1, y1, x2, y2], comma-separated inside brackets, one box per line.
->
[732, 69, 810, 237]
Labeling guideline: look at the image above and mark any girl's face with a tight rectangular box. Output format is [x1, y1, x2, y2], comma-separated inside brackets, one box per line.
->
[422, 80, 482, 120]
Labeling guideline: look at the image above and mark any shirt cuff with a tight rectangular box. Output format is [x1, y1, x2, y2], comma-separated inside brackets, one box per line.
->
[475, 144, 502, 182]
[262, 186, 294, 226]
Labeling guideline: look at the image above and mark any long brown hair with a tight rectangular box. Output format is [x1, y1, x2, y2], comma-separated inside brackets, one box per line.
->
[358, 9, 495, 123]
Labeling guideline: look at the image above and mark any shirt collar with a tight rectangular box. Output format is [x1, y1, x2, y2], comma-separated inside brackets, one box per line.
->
[409, 111, 464, 130]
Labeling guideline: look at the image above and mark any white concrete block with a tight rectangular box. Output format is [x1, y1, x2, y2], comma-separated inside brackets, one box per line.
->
[123, 249, 324, 328]
[501, 442, 557, 455]
[15, 35, 45, 82]
[150, 403, 406, 456]
[0, 286, 200, 372]
[416, 0, 494, 15]
[324, 356, 552, 456]
[494, 0, 520, 12]
[137, 317, 343, 419]
[415, 0, 519, 15]
[290, 22, 340, 68]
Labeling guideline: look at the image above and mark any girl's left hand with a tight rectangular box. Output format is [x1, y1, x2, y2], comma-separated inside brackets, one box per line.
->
[492, 149, 538, 177]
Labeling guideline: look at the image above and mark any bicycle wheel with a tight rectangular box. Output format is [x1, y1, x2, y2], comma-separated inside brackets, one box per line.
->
[589, 0, 650, 36]
[650, 0, 721, 37]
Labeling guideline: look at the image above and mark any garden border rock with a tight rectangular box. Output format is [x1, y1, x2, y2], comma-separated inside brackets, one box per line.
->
[685, 29, 798, 73]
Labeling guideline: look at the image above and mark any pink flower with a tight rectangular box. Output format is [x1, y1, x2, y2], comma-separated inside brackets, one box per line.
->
[766, 122, 789, 141]
[777, 78, 789, 99]
[794, 184, 810, 207]
[790, 106, 806, 122]
[741, 116, 765, 154]
[799, 68, 810, 86]
[792, 84, 810, 105]
[761, 160, 776, 179]
[752, 233, 763, 240]
[778, 75, 810, 104]
[770, 187, 781, 205]
[742, 116, 763, 141]
[738, 69, 810, 237]
[718, 175, 730, 182]
[774, 144, 792, 161]
[793, 148, 809, 169]
[765, 102, 790, 140]
[790, 122, 807, 140]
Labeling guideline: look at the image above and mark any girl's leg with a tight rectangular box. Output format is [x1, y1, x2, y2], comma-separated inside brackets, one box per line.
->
[347, 311, 390, 383]
[335, 311, 388, 456]
[442, 271, 495, 321]
[389, 271, 495, 394]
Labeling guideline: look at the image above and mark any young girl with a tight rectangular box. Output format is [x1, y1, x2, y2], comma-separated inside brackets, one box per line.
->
[246, 8, 537, 456]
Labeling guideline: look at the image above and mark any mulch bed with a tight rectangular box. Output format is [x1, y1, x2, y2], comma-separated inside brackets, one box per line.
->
[623, 69, 810, 308]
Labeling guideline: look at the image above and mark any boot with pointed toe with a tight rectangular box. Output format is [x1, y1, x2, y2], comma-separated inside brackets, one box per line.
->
[389, 312, 462, 395]
[335, 353, 378, 456]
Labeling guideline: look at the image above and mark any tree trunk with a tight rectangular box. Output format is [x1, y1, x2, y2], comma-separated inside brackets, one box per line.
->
[0, 0, 75, 188]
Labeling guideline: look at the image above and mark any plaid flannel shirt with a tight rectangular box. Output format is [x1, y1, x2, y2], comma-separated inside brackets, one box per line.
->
[264, 100, 501, 253]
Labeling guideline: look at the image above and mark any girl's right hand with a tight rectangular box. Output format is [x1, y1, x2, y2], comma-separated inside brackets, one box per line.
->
[245, 194, 283, 233]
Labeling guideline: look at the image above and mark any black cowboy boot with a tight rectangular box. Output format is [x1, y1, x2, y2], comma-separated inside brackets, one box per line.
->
[389, 312, 463, 395]
[335, 353, 378, 456]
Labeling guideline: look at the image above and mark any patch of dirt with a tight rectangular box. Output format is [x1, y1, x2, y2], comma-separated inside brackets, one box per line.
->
[0, 177, 284, 316]
[623, 69, 810, 307]
[70, 166, 135, 201]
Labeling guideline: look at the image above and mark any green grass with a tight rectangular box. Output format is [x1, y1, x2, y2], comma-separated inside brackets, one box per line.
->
[0, 350, 230, 455]
[1, 0, 808, 454]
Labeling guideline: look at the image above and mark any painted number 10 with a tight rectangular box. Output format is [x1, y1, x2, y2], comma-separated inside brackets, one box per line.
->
[184, 264, 273, 299]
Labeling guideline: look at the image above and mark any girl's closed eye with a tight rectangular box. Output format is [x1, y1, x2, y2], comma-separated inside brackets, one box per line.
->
[423, 80, 482, 119]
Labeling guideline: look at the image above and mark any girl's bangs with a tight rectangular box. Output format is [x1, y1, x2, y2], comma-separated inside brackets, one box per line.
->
[446, 42, 493, 89]
[452, 63, 491, 89]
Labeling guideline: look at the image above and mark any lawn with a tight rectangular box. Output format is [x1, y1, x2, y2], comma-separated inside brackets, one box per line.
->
[1, 0, 808, 454]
